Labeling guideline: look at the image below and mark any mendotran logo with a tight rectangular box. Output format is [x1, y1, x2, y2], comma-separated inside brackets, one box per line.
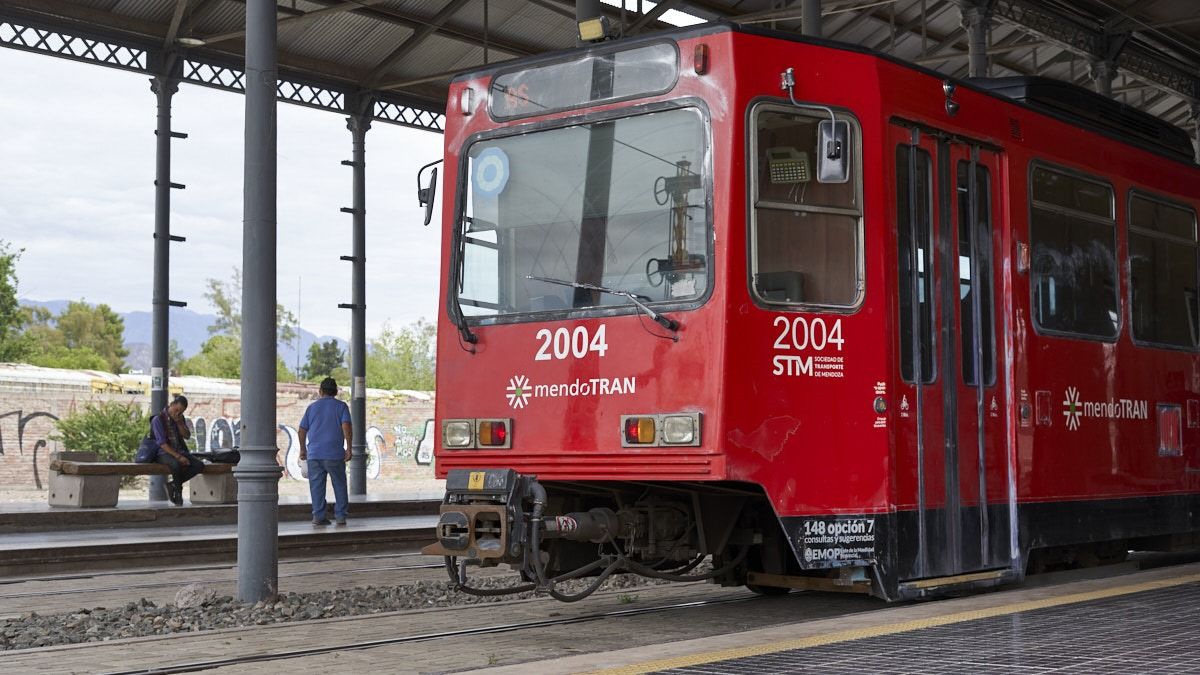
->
[505, 374, 637, 409]
[506, 375, 531, 409]
[1062, 386, 1149, 431]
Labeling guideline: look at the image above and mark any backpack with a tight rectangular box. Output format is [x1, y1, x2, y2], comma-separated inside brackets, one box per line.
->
[135, 433, 159, 463]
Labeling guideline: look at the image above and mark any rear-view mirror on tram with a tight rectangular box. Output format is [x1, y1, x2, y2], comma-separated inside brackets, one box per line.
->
[417, 158, 442, 227]
[817, 119, 850, 183]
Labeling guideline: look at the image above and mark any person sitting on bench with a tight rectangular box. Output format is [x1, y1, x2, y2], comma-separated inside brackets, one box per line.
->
[151, 395, 202, 505]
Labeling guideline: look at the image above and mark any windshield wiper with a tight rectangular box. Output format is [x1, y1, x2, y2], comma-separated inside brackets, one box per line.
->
[525, 275, 679, 332]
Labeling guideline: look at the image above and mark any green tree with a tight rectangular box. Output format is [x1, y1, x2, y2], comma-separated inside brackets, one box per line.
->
[178, 334, 240, 379]
[205, 267, 297, 347]
[0, 241, 31, 362]
[365, 319, 436, 390]
[179, 333, 295, 381]
[52, 402, 148, 486]
[302, 339, 346, 381]
[55, 300, 128, 373]
[29, 345, 110, 371]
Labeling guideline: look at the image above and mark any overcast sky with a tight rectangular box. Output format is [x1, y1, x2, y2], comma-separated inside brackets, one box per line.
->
[0, 47, 444, 341]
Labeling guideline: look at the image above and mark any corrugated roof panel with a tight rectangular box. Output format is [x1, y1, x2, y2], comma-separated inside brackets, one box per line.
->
[178, 1, 245, 39]
[112, 0, 176, 25]
[280, 10, 407, 70]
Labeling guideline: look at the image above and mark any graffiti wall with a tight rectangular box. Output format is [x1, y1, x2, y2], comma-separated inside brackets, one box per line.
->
[0, 366, 435, 492]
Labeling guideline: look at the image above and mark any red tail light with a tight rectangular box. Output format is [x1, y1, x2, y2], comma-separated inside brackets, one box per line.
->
[623, 417, 655, 445]
[477, 420, 511, 447]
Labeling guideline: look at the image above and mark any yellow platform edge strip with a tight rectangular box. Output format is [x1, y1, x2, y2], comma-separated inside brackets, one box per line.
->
[591, 572, 1200, 675]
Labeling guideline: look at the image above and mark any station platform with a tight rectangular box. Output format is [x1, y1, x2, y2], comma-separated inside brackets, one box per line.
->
[490, 562, 1200, 675]
[0, 493, 440, 576]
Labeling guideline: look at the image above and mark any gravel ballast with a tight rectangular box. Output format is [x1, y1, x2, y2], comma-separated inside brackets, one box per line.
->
[1, 570, 680, 651]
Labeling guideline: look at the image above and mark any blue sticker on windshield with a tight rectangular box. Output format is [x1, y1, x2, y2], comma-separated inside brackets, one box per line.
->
[472, 147, 510, 197]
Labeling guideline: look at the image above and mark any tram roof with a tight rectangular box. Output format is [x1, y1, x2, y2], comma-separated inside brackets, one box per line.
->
[0, 1, 1196, 140]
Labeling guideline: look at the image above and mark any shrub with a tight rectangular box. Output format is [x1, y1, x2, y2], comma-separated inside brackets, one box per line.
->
[53, 402, 150, 487]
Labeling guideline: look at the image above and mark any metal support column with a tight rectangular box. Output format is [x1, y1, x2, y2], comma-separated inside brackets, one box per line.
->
[1090, 59, 1117, 97]
[960, 1, 992, 78]
[344, 96, 371, 495]
[149, 64, 187, 501]
[802, 0, 821, 38]
[236, 0, 283, 603]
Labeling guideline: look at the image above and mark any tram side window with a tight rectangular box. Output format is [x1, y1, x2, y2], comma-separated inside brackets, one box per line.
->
[751, 109, 862, 307]
[958, 162, 995, 386]
[1128, 194, 1199, 349]
[896, 146, 935, 384]
[1030, 166, 1118, 339]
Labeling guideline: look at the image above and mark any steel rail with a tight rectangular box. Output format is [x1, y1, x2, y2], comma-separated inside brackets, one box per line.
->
[0, 551, 430, 586]
[0, 563, 444, 601]
[101, 595, 757, 675]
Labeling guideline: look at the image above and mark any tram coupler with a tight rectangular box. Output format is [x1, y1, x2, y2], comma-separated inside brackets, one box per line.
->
[422, 468, 532, 562]
[422, 470, 636, 567]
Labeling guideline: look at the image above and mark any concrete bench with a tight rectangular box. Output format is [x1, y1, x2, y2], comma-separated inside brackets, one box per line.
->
[48, 452, 237, 507]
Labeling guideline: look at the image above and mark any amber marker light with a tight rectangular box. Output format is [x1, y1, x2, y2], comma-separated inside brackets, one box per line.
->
[577, 17, 610, 42]
[694, 44, 709, 75]
[622, 416, 656, 445]
[476, 419, 511, 448]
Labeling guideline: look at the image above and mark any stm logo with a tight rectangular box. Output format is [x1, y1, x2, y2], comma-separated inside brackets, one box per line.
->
[506, 375, 532, 409]
[1063, 386, 1082, 431]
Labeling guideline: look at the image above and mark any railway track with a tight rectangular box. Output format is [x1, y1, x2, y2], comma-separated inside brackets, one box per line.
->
[0, 561, 444, 600]
[101, 595, 758, 675]
[0, 520, 438, 577]
[0, 551, 432, 586]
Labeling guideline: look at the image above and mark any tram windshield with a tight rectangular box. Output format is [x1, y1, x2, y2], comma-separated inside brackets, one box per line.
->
[455, 107, 709, 319]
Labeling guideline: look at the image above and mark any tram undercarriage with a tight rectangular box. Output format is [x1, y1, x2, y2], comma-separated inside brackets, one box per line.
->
[421, 468, 876, 601]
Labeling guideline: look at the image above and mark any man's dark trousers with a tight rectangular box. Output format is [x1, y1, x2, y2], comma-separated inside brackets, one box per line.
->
[157, 451, 203, 489]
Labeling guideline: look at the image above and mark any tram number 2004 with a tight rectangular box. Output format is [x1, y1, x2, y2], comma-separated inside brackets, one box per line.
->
[535, 325, 609, 361]
[772, 316, 844, 351]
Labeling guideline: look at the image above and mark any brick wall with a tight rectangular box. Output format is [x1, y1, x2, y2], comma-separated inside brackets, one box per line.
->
[0, 381, 436, 491]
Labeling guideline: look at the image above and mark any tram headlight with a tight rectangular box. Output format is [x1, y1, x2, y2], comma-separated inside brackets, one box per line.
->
[443, 420, 474, 448]
[662, 415, 696, 445]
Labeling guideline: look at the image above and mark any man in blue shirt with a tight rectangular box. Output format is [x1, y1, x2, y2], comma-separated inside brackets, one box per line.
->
[299, 377, 353, 526]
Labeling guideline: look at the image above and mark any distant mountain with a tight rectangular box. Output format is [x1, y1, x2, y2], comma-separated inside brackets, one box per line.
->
[21, 300, 346, 374]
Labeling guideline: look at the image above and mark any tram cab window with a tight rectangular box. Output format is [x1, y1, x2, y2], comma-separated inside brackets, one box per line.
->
[750, 108, 862, 308]
[1029, 165, 1118, 339]
[1128, 194, 1199, 349]
[456, 107, 710, 319]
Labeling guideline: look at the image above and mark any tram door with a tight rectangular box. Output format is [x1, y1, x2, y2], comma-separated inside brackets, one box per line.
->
[891, 122, 1011, 579]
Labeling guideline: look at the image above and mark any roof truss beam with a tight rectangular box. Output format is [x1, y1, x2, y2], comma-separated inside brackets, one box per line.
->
[365, 0, 471, 86]
[0, 8, 445, 132]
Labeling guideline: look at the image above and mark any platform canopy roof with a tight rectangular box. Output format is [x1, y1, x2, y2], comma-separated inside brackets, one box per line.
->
[0, 0, 1197, 138]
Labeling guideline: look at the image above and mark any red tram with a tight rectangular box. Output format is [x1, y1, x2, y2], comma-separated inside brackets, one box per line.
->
[421, 23, 1200, 600]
